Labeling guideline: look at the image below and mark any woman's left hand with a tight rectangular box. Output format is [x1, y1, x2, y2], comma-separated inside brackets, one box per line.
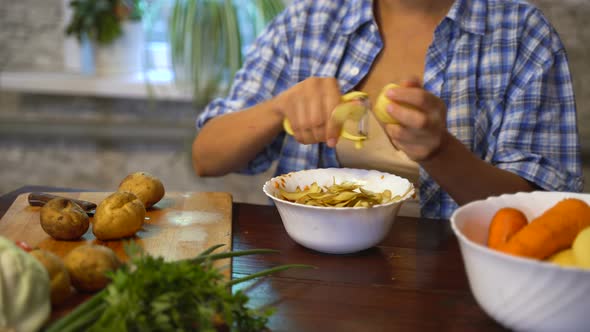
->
[382, 79, 448, 162]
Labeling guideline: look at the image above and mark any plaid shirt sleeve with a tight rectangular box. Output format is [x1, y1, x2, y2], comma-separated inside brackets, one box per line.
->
[195, 8, 293, 175]
[492, 11, 583, 192]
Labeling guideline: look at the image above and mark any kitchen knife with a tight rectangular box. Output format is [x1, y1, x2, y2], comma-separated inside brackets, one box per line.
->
[27, 192, 97, 216]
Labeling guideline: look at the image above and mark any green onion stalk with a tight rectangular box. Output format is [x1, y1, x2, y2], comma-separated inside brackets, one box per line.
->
[45, 242, 312, 332]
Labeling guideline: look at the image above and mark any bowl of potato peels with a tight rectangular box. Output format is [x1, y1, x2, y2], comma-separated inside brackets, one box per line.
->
[450, 191, 590, 332]
[263, 168, 415, 254]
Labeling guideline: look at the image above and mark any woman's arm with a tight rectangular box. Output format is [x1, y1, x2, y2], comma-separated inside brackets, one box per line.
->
[191, 3, 293, 177]
[383, 7, 583, 207]
[383, 84, 537, 206]
[420, 132, 537, 206]
[193, 76, 346, 176]
[191, 1, 345, 177]
[192, 99, 283, 177]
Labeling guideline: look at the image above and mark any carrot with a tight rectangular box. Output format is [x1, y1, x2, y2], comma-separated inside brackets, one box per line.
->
[487, 207, 528, 249]
[498, 198, 590, 259]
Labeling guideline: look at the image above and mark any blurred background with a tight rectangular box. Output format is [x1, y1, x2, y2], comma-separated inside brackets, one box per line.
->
[0, 0, 588, 205]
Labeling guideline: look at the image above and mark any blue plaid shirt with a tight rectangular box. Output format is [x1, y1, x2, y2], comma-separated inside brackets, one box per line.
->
[197, 0, 584, 219]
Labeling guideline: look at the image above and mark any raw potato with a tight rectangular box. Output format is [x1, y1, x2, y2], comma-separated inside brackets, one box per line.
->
[572, 227, 590, 268]
[40, 198, 89, 240]
[548, 249, 577, 268]
[30, 249, 72, 306]
[63, 244, 121, 292]
[93, 191, 146, 240]
[118, 171, 165, 208]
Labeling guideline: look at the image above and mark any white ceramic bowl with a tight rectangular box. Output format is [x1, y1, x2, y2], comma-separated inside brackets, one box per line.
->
[262, 168, 415, 254]
[450, 191, 590, 332]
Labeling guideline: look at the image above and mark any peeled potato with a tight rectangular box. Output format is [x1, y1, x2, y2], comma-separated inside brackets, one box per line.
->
[374, 83, 400, 124]
[93, 191, 146, 241]
[374, 83, 423, 125]
[284, 91, 368, 136]
[548, 249, 577, 268]
[30, 249, 72, 306]
[572, 227, 590, 269]
[331, 100, 369, 148]
[331, 101, 368, 124]
[63, 244, 121, 292]
[118, 171, 165, 208]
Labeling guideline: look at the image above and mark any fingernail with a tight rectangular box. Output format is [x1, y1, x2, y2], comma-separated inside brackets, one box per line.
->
[387, 104, 394, 114]
[327, 138, 337, 147]
[386, 89, 397, 98]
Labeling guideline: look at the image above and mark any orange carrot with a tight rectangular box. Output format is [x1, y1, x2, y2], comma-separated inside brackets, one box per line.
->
[487, 207, 528, 249]
[498, 198, 590, 259]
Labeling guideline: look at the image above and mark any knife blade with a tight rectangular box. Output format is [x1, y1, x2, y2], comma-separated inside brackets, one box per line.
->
[27, 192, 97, 216]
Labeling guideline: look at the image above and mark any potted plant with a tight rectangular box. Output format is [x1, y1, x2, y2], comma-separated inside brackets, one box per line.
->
[66, 0, 147, 76]
[168, 0, 285, 106]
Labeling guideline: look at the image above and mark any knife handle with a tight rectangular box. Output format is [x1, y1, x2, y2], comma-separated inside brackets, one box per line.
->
[27, 192, 97, 211]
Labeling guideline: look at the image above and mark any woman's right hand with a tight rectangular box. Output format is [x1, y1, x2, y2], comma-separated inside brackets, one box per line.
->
[275, 77, 344, 147]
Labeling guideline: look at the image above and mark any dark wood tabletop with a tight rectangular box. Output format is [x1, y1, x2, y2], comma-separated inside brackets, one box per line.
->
[0, 186, 507, 332]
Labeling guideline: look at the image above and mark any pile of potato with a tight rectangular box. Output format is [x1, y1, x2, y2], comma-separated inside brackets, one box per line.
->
[31, 171, 165, 307]
[40, 171, 165, 241]
[29, 245, 121, 305]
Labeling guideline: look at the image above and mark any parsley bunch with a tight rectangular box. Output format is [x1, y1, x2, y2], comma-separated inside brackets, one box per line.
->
[46, 243, 311, 332]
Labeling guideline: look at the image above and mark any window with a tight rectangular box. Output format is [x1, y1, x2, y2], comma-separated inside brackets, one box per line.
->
[62, 0, 174, 77]
[142, 0, 174, 73]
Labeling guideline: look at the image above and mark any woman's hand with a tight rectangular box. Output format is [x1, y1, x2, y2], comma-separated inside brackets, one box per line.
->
[276, 77, 343, 146]
[382, 79, 448, 161]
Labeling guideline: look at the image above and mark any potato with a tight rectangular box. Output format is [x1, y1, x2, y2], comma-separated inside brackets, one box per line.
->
[572, 226, 590, 268]
[30, 249, 72, 306]
[63, 244, 121, 292]
[548, 249, 577, 268]
[374, 83, 400, 125]
[373, 83, 421, 125]
[40, 198, 89, 240]
[93, 191, 146, 241]
[118, 171, 165, 208]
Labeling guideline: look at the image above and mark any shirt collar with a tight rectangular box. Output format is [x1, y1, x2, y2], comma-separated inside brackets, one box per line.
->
[339, 0, 375, 35]
[446, 0, 487, 36]
[339, 0, 487, 36]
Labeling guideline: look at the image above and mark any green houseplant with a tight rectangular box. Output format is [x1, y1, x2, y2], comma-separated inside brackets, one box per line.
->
[66, 0, 146, 44]
[65, 0, 147, 76]
[168, 0, 285, 106]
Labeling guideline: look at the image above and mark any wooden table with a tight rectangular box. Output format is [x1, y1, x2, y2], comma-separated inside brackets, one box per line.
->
[0, 186, 507, 332]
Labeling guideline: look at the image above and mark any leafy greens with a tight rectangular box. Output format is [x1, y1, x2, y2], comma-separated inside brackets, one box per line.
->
[46, 242, 311, 332]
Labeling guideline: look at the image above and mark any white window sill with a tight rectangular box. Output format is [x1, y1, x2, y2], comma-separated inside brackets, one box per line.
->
[0, 70, 192, 101]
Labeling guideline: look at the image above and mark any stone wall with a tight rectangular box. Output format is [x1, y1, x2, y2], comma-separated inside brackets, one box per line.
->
[0, 0, 588, 204]
[0, 0, 275, 204]
[0, 91, 275, 204]
[0, 0, 63, 71]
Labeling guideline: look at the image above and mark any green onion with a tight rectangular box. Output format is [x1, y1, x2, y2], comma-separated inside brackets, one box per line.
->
[45, 242, 311, 331]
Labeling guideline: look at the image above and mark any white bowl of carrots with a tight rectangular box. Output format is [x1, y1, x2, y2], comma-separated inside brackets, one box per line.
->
[450, 191, 590, 332]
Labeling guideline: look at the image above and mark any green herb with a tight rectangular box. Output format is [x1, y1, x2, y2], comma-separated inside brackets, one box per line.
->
[45, 242, 312, 332]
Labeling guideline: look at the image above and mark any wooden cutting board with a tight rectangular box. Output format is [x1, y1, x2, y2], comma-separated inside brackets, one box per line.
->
[0, 192, 233, 265]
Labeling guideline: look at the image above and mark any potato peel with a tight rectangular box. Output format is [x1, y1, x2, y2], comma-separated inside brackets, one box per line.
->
[277, 179, 401, 208]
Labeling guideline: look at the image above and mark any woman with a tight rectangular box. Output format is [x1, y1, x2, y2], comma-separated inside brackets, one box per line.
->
[192, 0, 583, 219]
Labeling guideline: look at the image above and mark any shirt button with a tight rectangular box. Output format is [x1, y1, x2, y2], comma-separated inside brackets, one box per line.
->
[350, 67, 360, 76]
[370, 24, 376, 32]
